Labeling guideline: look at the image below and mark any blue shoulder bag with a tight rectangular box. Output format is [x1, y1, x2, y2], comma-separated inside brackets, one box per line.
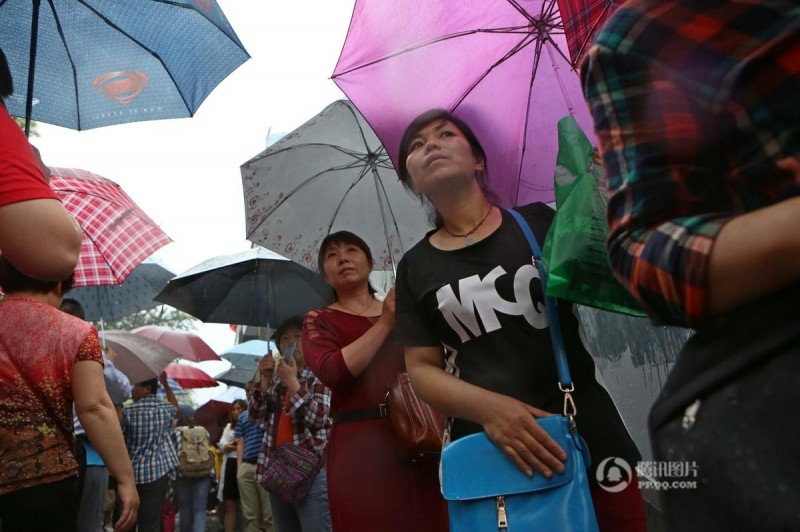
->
[439, 208, 600, 532]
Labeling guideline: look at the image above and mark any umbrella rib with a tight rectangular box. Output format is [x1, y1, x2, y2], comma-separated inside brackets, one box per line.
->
[245, 143, 364, 165]
[370, 162, 413, 267]
[47, 0, 83, 130]
[572, 0, 616, 67]
[333, 27, 535, 78]
[78, 229, 120, 285]
[324, 164, 371, 237]
[246, 158, 371, 240]
[76, 0, 194, 114]
[452, 33, 537, 112]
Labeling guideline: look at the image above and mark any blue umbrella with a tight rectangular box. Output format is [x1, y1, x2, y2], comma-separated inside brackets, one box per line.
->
[0, 0, 249, 134]
[220, 339, 274, 371]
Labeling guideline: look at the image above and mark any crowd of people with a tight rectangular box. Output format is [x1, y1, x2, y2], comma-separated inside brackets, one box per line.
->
[2, 2, 800, 530]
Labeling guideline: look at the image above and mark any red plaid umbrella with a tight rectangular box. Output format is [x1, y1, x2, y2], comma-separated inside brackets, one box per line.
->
[132, 325, 221, 362]
[557, 0, 623, 67]
[164, 363, 218, 389]
[49, 167, 171, 287]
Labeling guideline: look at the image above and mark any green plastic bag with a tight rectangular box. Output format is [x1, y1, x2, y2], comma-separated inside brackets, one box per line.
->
[541, 116, 646, 317]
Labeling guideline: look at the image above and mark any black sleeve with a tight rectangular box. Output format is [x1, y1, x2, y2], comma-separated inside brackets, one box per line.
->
[394, 255, 441, 347]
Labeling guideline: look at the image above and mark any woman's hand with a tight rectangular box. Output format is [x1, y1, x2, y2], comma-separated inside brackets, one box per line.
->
[377, 286, 396, 329]
[478, 394, 567, 478]
[257, 355, 276, 387]
[113, 478, 140, 531]
[276, 356, 300, 394]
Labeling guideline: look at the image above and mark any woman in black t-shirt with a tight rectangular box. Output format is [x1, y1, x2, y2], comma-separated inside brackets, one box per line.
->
[393, 109, 646, 531]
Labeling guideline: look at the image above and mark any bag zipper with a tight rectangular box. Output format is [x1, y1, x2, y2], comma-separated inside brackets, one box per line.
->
[496, 496, 508, 530]
[682, 399, 701, 429]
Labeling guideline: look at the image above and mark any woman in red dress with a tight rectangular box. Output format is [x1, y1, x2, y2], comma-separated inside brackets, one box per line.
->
[302, 231, 447, 532]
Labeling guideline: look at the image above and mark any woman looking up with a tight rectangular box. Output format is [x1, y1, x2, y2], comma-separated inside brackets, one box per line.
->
[302, 231, 447, 532]
[393, 109, 646, 531]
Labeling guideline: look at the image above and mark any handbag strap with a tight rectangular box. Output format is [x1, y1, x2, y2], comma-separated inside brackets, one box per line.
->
[0, 331, 77, 449]
[506, 208, 577, 421]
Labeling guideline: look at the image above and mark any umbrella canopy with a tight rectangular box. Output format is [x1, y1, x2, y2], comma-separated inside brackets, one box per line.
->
[164, 363, 217, 389]
[216, 366, 258, 388]
[557, 0, 620, 68]
[0, 0, 249, 134]
[103, 329, 180, 384]
[49, 167, 171, 286]
[241, 100, 431, 273]
[155, 247, 333, 329]
[132, 325, 220, 362]
[67, 262, 174, 322]
[332, 0, 596, 207]
[220, 340, 273, 372]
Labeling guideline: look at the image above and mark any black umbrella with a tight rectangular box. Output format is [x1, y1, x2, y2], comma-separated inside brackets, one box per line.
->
[68, 262, 174, 322]
[155, 247, 333, 329]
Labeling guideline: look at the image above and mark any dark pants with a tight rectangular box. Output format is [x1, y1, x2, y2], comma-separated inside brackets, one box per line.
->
[0, 476, 79, 532]
[650, 283, 800, 530]
[135, 475, 170, 532]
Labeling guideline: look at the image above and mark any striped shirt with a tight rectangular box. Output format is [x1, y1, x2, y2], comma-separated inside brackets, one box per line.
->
[248, 367, 331, 483]
[581, 0, 800, 327]
[235, 411, 264, 462]
[123, 396, 179, 484]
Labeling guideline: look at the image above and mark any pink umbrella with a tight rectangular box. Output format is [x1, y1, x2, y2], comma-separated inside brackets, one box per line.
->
[49, 167, 171, 286]
[131, 325, 221, 362]
[164, 363, 218, 389]
[332, 0, 596, 207]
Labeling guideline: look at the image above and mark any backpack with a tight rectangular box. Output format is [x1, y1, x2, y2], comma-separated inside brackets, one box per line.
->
[177, 426, 215, 478]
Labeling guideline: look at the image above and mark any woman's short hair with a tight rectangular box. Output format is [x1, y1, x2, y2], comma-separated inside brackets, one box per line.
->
[0, 256, 75, 295]
[273, 315, 304, 345]
[397, 108, 487, 187]
[316, 231, 377, 299]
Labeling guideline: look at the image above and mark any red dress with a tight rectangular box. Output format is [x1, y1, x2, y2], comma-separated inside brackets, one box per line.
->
[303, 308, 447, 532]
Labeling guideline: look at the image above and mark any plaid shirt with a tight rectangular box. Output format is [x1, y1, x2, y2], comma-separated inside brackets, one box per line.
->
[247, 367, 331, 483]
[123, 396, 179, 484]
[581, 0, 800, 327]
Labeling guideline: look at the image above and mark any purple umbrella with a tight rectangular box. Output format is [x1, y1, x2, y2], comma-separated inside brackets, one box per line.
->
[332, 0, 596, 207]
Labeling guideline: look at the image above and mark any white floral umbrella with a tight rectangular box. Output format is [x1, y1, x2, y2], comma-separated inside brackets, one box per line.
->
[240, 100, 431, 273]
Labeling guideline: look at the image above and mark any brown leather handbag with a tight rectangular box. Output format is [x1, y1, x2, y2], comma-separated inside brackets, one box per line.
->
[385, 372, 446, 462]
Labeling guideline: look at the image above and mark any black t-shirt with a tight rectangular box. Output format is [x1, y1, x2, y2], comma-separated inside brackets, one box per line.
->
[395, 202, 640, 472]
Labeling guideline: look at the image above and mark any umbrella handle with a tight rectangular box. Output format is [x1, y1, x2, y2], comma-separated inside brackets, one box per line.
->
[99, 319, 107, 350]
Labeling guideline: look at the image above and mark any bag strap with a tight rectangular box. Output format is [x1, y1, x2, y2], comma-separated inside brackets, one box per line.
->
[505, 208, 577, 422]
[0, 331, 77, 449]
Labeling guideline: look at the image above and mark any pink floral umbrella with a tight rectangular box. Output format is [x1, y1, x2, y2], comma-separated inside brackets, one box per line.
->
[332, 0, 597, 207]
[49, 167, 171, 286]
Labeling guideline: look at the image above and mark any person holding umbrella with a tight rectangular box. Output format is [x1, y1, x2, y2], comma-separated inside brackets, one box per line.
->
[0, 48, 82, 282]
[302, 231, 448, 532]
[0, 256, 139, 531]
[392, 109, 646, 530]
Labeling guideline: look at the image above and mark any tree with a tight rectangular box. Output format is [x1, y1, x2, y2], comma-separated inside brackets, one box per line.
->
[101, 305, 198, 331]
[13, 117, 39, 137]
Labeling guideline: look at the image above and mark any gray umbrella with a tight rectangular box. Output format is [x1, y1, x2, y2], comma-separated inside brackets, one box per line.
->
[241, 99, 431, 274]
[67, 263, 174, 322]
[154, 247, 332, 329]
